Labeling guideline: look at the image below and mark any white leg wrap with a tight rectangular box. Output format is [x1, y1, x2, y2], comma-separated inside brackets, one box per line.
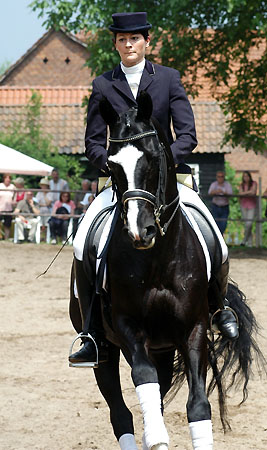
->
[151, 445, 168, 450]
[136, 383, 169, 450]
[142, 433, 149, 450]
[119, 433, 138, 450]
[189, 420, 213, 449]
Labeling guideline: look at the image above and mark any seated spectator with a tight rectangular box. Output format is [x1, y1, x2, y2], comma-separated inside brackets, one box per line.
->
[208, 171, 233, 235]
[78, 179, 98, 209]
[36, 178, 53, 240]
[14, 191, 40, 243]
[49, 191, 75, 244]
[49, 168, 69, 205]
[13, 177, 25, 205]
[73, 179, 90, 237]
[0, 173, 16, 240]
[89, 179, 98, 205]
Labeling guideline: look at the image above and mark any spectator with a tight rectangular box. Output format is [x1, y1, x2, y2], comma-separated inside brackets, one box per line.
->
[239, 171, 257, 247]
[49, 191, 75, 244]
[14, 191, 40, 243]
[0, 174, 16, 240]
[36, 178, 53, 240]
[49, 168, 69, 205]
[208, 171, 233, 235]
[73, 179, 90, 237]
[13, 177, 25, 205]
[88, 179, 98, 205]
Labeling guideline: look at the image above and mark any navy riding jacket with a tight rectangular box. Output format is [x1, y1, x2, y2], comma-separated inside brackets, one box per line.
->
[85, 60, 198, 172]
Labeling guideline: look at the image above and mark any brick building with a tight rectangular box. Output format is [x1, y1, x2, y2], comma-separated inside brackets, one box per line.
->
[0, 28, 266, 192]
[0, 28, 92, 86]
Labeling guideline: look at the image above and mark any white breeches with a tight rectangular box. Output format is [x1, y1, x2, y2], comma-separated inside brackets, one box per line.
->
[73, 183, 228, 263]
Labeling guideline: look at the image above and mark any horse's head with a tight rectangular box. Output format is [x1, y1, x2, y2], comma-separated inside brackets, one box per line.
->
[99, 91, 178, 250]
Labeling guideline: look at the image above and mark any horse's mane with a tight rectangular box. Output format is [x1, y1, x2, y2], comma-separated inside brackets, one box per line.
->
[151, 117, 175, 168]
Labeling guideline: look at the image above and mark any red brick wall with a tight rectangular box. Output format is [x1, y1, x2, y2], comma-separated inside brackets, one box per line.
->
[2, 30, 93, 86]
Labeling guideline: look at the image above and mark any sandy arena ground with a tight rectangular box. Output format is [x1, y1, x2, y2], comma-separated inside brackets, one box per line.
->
[0, 241, 266, 450]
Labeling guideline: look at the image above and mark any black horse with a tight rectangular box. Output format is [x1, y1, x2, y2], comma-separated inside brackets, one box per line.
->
[69, 92, 264, 450]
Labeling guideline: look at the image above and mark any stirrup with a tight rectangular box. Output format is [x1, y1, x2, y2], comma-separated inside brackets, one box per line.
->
[210, 306, 239, 335]
[69, 332, 99, 368]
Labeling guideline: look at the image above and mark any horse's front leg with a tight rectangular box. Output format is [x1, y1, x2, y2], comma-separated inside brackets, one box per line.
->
[184, 320, 213, 450]
[93, 343, 138, 450]
[118, 321, 169, 450]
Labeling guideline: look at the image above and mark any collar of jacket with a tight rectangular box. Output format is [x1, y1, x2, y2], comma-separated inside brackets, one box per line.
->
[112, 59, 155, 103]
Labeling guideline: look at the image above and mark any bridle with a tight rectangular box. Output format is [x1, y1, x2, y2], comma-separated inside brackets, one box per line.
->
[108, 128, 179, 236]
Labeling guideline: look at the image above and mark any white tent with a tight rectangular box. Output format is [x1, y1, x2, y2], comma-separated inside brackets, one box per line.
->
[0, 143, 54, 176]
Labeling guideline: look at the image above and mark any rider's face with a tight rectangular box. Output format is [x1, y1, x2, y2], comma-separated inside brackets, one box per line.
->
[115, 33, 150, 67]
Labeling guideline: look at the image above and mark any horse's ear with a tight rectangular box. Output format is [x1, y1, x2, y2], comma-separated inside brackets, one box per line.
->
[136, 91, 153, 121]
[99, 97, 119, 126]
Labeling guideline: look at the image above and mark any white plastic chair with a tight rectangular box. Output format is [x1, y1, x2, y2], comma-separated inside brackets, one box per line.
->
[13, 216, 41, 244]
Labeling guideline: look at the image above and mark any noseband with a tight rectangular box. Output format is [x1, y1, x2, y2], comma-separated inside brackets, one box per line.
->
[108, 129, 179, 236]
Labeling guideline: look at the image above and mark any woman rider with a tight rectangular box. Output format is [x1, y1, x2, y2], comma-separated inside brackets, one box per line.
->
[69, 12, 238, 365]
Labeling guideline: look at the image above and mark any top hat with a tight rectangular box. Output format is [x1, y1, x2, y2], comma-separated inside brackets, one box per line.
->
[109, 12, 152, 33]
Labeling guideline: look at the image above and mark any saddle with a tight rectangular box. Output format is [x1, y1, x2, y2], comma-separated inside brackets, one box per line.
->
[83, 204, 117, 286]
[183, 202, 223, 279]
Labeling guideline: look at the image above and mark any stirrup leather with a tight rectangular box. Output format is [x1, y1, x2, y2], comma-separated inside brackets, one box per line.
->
[69, 332, 99, 368]
[210, 305, 239, 335]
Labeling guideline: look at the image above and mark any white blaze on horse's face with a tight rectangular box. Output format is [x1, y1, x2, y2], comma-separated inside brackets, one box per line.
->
[108, 144, 143, 239]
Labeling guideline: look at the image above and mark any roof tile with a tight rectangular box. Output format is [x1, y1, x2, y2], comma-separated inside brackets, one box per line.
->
[0, 86, 89, 105]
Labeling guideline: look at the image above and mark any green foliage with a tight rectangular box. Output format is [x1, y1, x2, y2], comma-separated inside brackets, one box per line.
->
[0, 59, 12, 76]
[30, 0, 267, 153]
[0, 90, 83, 189]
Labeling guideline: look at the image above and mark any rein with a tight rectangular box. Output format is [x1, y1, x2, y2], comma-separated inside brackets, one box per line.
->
[109, 130, 157, 143]
[109, 129, 179, 236]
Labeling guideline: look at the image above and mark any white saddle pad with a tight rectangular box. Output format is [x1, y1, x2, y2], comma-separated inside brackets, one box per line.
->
[95, 203, 211, 292]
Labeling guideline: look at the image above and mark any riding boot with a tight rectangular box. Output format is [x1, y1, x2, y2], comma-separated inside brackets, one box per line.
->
[210, 259, 239, 341]
[69, 257, 108, 365]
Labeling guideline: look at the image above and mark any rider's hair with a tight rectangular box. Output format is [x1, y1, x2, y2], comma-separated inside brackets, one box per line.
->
[113, 30, 149, 41]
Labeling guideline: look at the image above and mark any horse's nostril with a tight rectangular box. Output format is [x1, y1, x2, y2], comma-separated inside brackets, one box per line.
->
[145, 225, 156, 238]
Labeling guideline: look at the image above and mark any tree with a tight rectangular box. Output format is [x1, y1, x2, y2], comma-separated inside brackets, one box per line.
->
[0, 90, 83, 189]
[30, 0, 267, 153]
[0, 59, 12, 76]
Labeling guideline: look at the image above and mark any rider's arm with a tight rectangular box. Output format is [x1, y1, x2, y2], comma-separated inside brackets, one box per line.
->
[85, 78, 108, 172]
[169, 69, 198, 165]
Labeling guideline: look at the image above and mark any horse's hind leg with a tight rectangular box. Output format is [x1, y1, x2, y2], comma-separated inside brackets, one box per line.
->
[184, 321, 213, 450]
[151, 350, 175, 407]
[93, 343, 137, 449]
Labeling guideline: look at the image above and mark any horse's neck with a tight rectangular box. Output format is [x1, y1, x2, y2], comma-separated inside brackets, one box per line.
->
[165, 167, 179, 205]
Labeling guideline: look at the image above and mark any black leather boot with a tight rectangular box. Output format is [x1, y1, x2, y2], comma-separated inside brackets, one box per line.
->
[69, 334, 108, 365]
[213, 300, 239, 340]
[69, 257, 108, 366]
[209, 259, 239, 341]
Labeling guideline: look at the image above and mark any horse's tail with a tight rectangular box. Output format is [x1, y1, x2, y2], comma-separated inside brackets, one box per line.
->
[207, 279, 266, 430]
